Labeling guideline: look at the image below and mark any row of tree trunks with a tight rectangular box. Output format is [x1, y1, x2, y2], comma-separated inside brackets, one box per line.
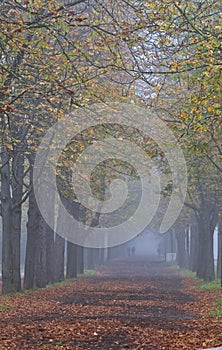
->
[24, 193, 87, 289]
[174, 200, 219, 281]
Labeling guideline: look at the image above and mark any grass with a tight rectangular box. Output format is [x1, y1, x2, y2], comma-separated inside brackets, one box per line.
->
[170, 264, 221, 288]
[179, 269, 197, 279]
[170, 264, 222, 319]
[169, 264, 198, 279]
[0, 304, 7, 311]
[0, 298, 10, 312]
[46, 277, 79, 289]
[0, 289, 27, 297]
[210, 298, 222, 318]
[46, 269, 97, 288]
[196, 278, 221, 290]
[79, 269, 96, 277]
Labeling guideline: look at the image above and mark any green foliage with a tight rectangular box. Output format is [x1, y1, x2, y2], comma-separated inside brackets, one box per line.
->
[46, 278, 77, 289]
[173, 265, 221, 287]
[46, 270, 96, 288]
[180, 269, 197, 279]
[196, 279, 221, 290]
[0, 304, 8, 311]
[78, 269, 97, 277]
[210, 298, 222, 318]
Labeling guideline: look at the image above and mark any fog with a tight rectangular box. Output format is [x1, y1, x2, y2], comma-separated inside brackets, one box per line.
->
[125, 230, 160, 257]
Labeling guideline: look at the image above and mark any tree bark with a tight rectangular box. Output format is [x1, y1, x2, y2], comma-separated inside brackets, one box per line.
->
[11, 153, 24, 292]
[24, 187, 39, 290]
[53, 233, 65, 282]
[86, 248, 95, 269]
[196, 220, 215, 281]
[175, 229, 188, 269]
[43, 170, 55, 285]
[45, 222, 55, 284]
[196, 200, 218, 281]
[77, 246, 84, 274]
[189, 218, 199, 272]
[66, 242, 78, 279]
[1, 151, 13, 294]
[53, 200, 65, 283]
[23, 154, 41, 291]
[34, 214, 47, 288]
[216, 217, 221, 280]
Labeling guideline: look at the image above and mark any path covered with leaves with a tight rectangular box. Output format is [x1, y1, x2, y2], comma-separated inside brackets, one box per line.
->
[0, 258, 221, 349]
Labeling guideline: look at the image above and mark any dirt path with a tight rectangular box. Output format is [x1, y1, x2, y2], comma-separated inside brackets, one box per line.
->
[0, 258, 221, 349]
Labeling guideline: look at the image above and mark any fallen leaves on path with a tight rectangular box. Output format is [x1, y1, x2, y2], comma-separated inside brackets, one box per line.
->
[0, 260, 221, 349]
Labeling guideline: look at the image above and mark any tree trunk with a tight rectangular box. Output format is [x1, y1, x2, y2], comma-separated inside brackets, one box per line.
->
[196, 221, 215, 281]
[24, 187, 39, 290]
[11, 153, 24, 292]
[86, 248, 95, 269]
[175, 229, 188, 269]
[34, 214, 47, 288]
[189, 219, 199, 272]
[185, 226, 190, 264]
[93, 248, 100, 267]
[77, 246, 84, 274]
[53, 234, 65, 282]
[107, 247, 112, 262]
[98, 248, 105, 266]
[66, 242, 77, 279]
[196, 200, 217, 281]
[43, 172, 55, 285]
[1, 151, 13, 294]
[45, 222, 55, 284]
[53, 201, 65, 282]
[217, 217, 221, 280]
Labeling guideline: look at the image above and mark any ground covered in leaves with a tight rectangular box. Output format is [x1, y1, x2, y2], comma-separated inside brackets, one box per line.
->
[0, 258, 221, 349]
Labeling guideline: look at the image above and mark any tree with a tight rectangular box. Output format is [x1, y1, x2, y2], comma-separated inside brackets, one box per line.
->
[126, 0, 221, 281]
[1, 0, 221, 292]
[0, 0, 136, 292]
